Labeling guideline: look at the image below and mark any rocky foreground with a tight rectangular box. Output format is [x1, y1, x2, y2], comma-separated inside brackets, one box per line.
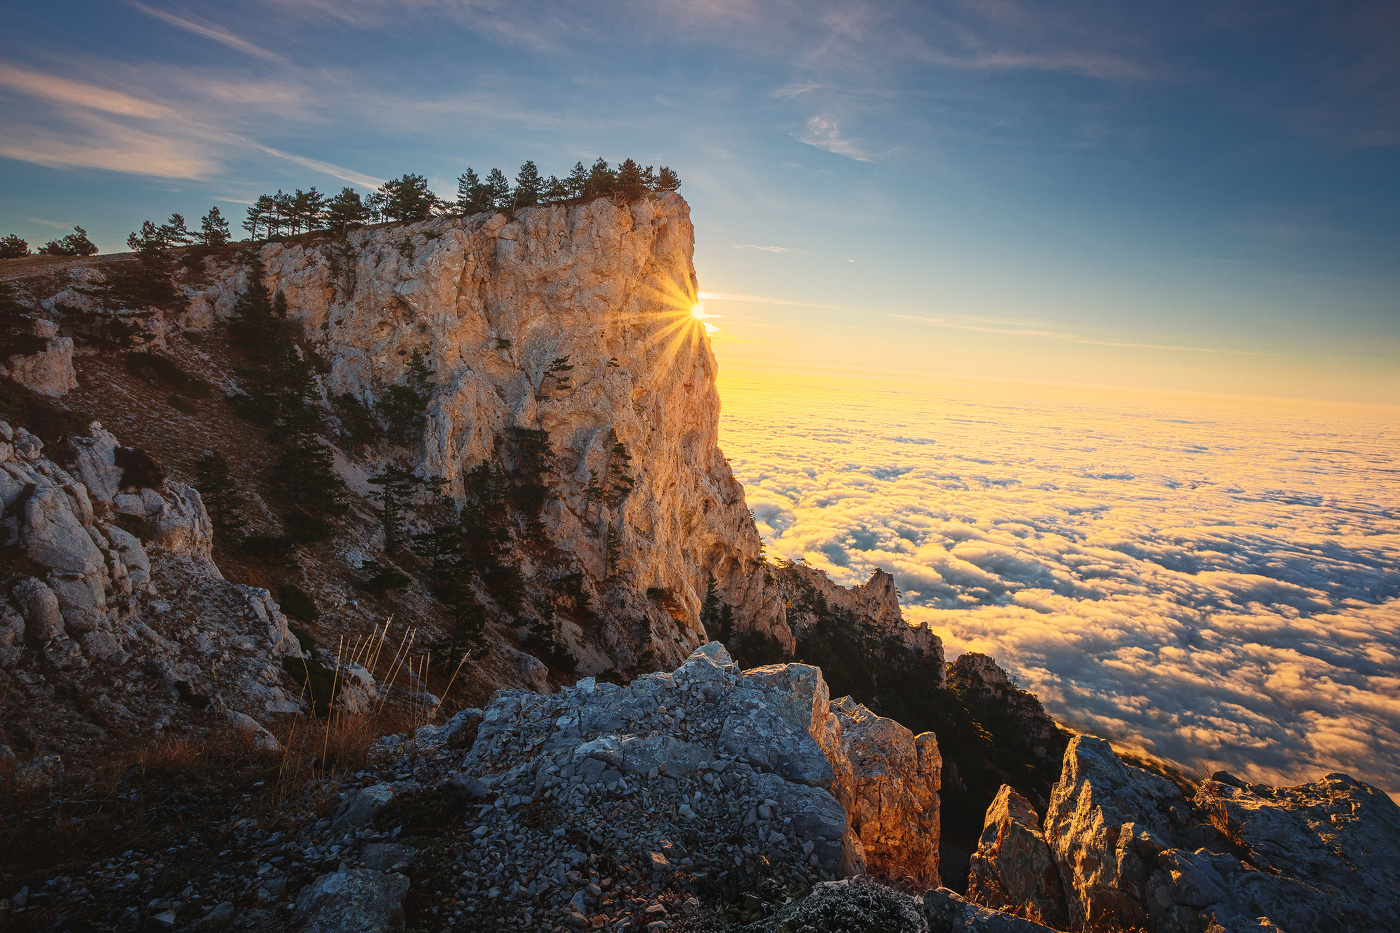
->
[6, 641, 1397, 933]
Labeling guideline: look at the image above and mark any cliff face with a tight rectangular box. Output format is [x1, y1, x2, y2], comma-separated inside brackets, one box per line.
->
[184, 194, 788, 671]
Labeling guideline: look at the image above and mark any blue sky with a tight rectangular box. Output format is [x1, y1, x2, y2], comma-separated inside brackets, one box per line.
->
[1, 1, 1396, 402]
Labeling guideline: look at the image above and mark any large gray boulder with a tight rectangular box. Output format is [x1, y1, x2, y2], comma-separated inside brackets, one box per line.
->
[292, 869, 410, 933]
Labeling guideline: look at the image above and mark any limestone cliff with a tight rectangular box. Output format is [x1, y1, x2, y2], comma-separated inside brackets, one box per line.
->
[182, 194, 787, 672]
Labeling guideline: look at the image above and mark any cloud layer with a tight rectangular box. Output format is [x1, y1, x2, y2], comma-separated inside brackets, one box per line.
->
[719, 372, 1400, 796]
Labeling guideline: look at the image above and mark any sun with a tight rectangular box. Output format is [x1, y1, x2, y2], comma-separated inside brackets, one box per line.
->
[689, 302, 718, 334]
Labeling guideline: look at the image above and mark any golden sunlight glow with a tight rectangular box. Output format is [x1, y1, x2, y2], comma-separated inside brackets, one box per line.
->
[690, 301, 719, 335]
[632, 277, 722, 373]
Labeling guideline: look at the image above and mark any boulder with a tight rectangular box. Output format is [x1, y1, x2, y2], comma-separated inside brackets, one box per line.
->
[5, 330, 77, 398]
[966, 785, 1067, 929]
[13, 577, 64, 645]
[725, 663, 835, 787]
[292, 869, 410, 933]
[70, 424, 123, 504]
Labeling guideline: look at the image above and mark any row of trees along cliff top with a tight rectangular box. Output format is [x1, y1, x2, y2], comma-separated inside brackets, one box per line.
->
[117, 158, 679, 252]
[241, 157, 680, 240]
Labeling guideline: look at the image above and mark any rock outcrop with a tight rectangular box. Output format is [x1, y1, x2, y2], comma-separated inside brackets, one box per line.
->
[969, 733, 1400, 933]
[825, 695, 941, 891]
[948, 652, 1063, 766]
[183, 194, 789, 672]
[0, 417, 309, 762]
[2, 320, 77, 398]
[781, 564, 944, 677]
[967, 784, 1067, 928]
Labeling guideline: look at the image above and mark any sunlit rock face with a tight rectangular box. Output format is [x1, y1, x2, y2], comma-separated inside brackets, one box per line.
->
[967, 784, 1068, 928]
[185, 194, 789, 671]
[781, 564, 944, 681]
[1023, 734, 1400, 933]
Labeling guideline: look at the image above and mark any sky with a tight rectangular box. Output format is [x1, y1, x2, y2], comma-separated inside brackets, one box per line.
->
[1, 1, 1397, 402]
[720, 370, 1400, 797]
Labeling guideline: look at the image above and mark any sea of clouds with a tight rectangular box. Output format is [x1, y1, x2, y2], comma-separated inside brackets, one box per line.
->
[718, 371, 1400, 797]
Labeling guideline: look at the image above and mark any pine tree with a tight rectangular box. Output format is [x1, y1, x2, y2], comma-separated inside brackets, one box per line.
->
[701, 575, 722, 637]
[656, 166, 681, 191]
[158, 214, 193, 246]
[379, 174, 439, 222]
[455, 168, 484, 214]
[616, 159, 644, 201]
[39, 226, 98, 256]
[486, 168, 511, 208]
[244, 195, 275, 240]
[540, 355, 573, 398]
[0, 234, 30, 258]
[199, 208, 231, 247]
[194, 451, 246, 535]
[514, 160, 544, 207]
[604, 525, 623, 578]
[271, 191, 295, 236]
[543, 176, 569, 202]
[325, 188, 370, 234]
[292, 188, 327, 233]
[586, 158, 616, 198]
[126, 220, 166, 253]
[368, 462, 421, 552]
[375, 349, 434, 445]
[566, 161, 589, 199]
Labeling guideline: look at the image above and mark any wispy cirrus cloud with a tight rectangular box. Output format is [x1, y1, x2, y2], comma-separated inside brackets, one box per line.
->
[0, 58, 376, 184]
[732, 244, 796, 252]
[124, 0, 285, 62]
[795, 115, 873, 161]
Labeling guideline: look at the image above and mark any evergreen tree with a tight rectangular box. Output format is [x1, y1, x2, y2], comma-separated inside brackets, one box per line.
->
[198, 207, 231, 247]
[0, 234, 30, 258]
[586, 158, 616, 198]
[271, 191, 295, 235]
[368, 462, 421, 552]
[230, 259, 282, 359]
[566, 161, 589, 198]
[455, 168, 486, 214]
[244, 195, 275, 240]
[375, 349, 434, 445]
[485, 168, 511, 208]
[38, 226, 98, 256]
[126, 220, 167, 253]
[656, 166, 681, 191]
[365, 190, 387, 223]
[292, 188, 327, 233]
[378, 174, 439, 222]
[158, 214, 193, 246]
[701, 575, 722, 637]
[541, 355, 573, 397]
[606, 431, 633, 498]
[325, 188, 370, 234]
[514, 160, 544, 207]
[604, 524, 623, 578]
[543, 175, 569, 202]
[616, 158, 644, 201]
[194, 451, 246, 535]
